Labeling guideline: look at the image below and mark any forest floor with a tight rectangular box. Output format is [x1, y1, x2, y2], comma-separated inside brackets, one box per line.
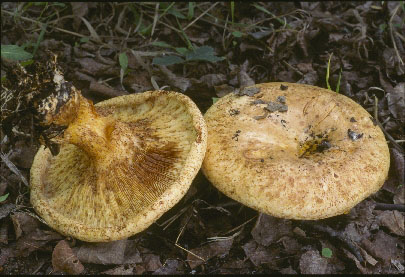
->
[1, 2, 404, 274]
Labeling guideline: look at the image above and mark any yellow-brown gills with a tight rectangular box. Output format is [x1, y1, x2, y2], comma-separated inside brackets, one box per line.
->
[31, 90, 207, 242]
[202, 82, 390, 220]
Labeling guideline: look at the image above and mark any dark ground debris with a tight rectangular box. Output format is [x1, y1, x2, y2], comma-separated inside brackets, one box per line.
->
[1, 2, 404, 275]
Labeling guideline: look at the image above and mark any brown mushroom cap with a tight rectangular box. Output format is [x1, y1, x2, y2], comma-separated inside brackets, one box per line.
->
[30, 90, 207, 242]
[202, 82, 390, 220]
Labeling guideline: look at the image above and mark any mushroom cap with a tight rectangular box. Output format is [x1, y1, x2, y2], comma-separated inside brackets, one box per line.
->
[202, 82, 390, 220]
[30, 90, 207, 241]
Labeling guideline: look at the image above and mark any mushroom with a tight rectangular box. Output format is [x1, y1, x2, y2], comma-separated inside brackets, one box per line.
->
[30, 62, 206, 242]
[202, 82, 390, 220]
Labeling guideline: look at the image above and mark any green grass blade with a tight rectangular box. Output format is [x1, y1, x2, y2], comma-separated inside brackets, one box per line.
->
[0, 193, 9, 202]
[33, 22, 47, 57]
[175, 17, 193, 50]
[336, 68, 342, 93]
[188, 2, 195, 20]
[326, 53, 333, 90]
[231, 2, 235, 24]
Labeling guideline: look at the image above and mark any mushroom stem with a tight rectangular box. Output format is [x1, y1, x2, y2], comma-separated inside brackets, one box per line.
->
[60, 94, 139, 162]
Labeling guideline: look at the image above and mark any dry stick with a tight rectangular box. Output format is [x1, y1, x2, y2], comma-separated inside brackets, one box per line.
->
[79, 16, 102, 42]
[0, 151, 29, 187]
[174, 211, 206, 262]
[299, 221, 364, 263]
[282, 60, 304, 76]
[373, 96, 404, 154]
[389, 3, 405, 67]
[183, 2, 219, 31]
[222, 215, 257, 236]
[1, 10, 111, 48]
[396, 31, 405, 43]
[143, 12, 181, 33]
[374, 203, 405, 212]
[222, 14, 229, 51]
[151, 2, 160, 37]
[115, 5, 129, 36]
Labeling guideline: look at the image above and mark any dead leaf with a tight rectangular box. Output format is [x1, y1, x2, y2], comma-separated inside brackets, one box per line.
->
[239, 42, 263, 53]
[241, 240, 276, 267]
[238, 60, 255, 88]
[293, 226, 307, 237]
[187, 239, 233, 269]
[89, 81, 127, 98]
[102, 264, 135, 275]
[387, 83, 405, 123]
[361, 231, 402, 263]
[280, 267, 297, 274]
[296, 63, 314, 73]
[188, 34, 210, 44]
[297, 30, 308, 56]
[358, 246, 378, 266]
[79, 16, 101, 42]
[0, 153, 29, 187]
[52, 240, 84, 275]
[276, 70, 296, 83]
[0, 220, 9, 244]
[134, 264, 146, 275]
[378, 68, 395, 94]
[76, 239, 141, 266]
[70, 3, 89, 31]
[394, 186, 405, 205]
[143, 254, 162, 272]
[319, 241, 346, 273]
[0, 181, 6, 197]
[123, 240, 142, 264]
[299, 250, 328, 274]
[15, 229, 63, 257]
[297, 71, 318, 85]
[76, 57, 112, 77]
[74, 239, 128, 265]
[342, 222, 364, 243]
[0, 203, 16, 220]
[214, 84, 235, 97]
[11, 212, 40, 239]
[0, 246, 14, 267]
[280, 236, 302, 255]
[377, 210, 405, 236]
[152, 259, 181, 275]
[391, 259, 405, 273]
[251, 213, 292, 247]
[382, 48, 397, 70]
[342, 248, 371, 274]
[391, 147, 405, 185]
[158, 65, 192, 92]
[74, 71, 96, 82]
[123, 71, 153, 93]
[222, 259, 246, 269]
[329, 33, 345, 43]
[8, 141, 36, 168]
[348, 200, 376, 226]
[198, 74, 227, 88]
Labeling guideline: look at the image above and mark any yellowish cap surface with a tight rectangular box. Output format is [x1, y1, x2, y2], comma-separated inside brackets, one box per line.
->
[31, 91, 207, 241]
[202, 82, 390, 220]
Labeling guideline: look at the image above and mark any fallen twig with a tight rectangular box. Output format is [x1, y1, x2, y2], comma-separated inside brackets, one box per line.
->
[373, 96, 404, 154]
[374, 203, 405, 212]
[299, 221, 364, 263]
[0, 151, 29, 187]
[389, 3, 405, 67]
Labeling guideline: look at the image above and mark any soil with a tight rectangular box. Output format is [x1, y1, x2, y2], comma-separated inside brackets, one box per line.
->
[1, 2, 404, 275]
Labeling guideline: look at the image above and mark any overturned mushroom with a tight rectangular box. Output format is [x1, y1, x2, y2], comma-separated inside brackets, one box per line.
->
[202, 82, 390, 220]
[27, 57, 206, 242]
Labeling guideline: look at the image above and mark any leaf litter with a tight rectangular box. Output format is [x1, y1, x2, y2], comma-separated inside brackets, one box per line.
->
[1, 1, 404, 274]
